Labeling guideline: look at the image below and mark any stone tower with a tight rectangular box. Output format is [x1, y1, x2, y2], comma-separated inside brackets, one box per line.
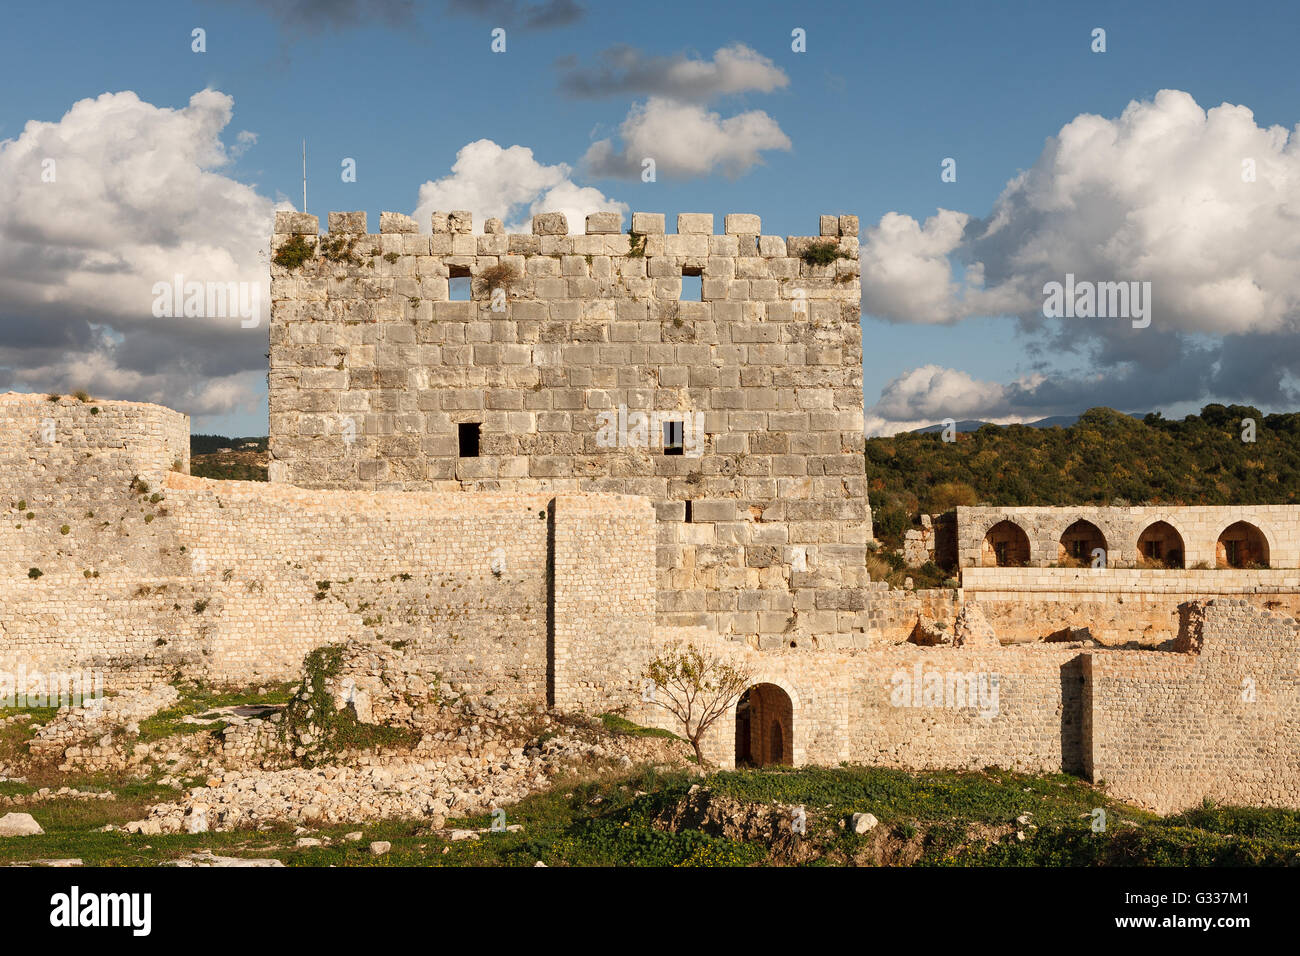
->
[268, 208, 870, 646]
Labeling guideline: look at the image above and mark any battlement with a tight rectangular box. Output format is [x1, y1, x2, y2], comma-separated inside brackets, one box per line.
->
[270, 209, 860, 312]
[274, 208, 858, 240]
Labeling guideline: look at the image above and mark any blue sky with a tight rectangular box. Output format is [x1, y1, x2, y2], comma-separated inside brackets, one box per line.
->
[3, 0, 1300, 436]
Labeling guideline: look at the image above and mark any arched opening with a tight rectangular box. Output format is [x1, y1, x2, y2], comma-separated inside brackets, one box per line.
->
[1217, 521, 1270, 568]
[1058, 519, 1107, 566]
[735, 683, 793, 767]
[980, 520, 1030, 567]
[1137, 521, 1185, 568]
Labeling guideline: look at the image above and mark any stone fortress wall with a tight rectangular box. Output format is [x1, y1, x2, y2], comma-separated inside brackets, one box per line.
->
[0, 397, 652, 699]
[0, 205, 1298, 813]
[267, 209, 868, 647]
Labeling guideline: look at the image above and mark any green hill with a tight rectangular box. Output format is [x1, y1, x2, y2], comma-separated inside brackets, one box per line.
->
[867, 404, 1300, 546]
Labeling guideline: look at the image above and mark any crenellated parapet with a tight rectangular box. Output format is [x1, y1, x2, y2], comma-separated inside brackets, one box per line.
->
[270, 209, 860, 308]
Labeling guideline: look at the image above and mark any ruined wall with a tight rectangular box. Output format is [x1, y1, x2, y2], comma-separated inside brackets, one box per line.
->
[958, 504, 1300, 568]
[0, 459, 652, 700]
[963, 567, 1300, 644]
[635, 603, 1300, 812]
[0, 394, 190, 579]
[1085, 600, 1300, 812]
[0, 392, 189, 492]
[267, 209, 868, 645]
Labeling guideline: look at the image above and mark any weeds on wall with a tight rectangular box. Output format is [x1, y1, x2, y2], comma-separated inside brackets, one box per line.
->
[271, 234, 315, 270]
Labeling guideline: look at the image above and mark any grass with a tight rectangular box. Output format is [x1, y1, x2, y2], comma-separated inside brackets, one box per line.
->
[134, 683, 294, 743]
[597, 713, 680, 740]
[799, 240, 843, 267]
[0, 756, 1296, 867]
[271, 234, 315, 270]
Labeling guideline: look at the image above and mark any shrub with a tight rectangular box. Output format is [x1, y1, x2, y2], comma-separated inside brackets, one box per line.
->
[27, 568, 42, 579]
[800, 240, 842, 266]
[473, 262, 521, 297]
[272, 234, 315, 270]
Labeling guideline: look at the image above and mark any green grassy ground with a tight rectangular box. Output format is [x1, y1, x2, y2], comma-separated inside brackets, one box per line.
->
[2, 759, 1298, 866]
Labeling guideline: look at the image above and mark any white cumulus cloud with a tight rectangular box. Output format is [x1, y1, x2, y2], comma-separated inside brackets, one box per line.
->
[559, 42, 789, 101]
[0, 89, 280, 419]
[862, 89, 1300, 336]
[583, 96, 791, 180]
[413, 139, 626, 233]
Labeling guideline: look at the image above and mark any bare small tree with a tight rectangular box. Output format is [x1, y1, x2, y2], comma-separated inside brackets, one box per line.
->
[643, 643, 752, 767]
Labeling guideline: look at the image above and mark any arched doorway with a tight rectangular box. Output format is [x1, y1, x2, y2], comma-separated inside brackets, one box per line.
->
[735, 683, 793, 767]
[1137, 521, 1184, 568]
[1058, 519, 1107, 566]
[980, 520, 1030, 567]
[1217, 521, 1269, 568]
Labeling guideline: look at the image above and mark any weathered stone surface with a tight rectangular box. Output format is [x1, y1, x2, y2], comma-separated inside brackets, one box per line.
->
[0, 813, 43, 836]
[274, 211, 319, 235]
[724, 214, 761, 235]
[677, 213, 713, 234]
[531, 212, 568, 235]
[585, 212, 622, 234]
[380, 211, 418, 234]
[851, 811, 878, 834]
[328, 211, 367, 234]
[631, 212, 665, 234]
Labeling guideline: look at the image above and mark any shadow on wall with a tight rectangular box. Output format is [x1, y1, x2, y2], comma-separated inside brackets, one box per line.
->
[1059, 656, 1086, 775]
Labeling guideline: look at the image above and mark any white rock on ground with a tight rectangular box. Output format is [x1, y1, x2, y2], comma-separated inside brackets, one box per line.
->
[851, 812, 878, 834]
[0, 812, 44, 836]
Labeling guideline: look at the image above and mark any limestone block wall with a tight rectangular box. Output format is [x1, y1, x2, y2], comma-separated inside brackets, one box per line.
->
[0, 393, 190, 578]
[629, 630, 1085, 773]
[963, 567, 1300, 644]
[551, 494, 656, 711]
[864, 583, 961, 644]
[267, 209, 869, 645]
[0, 393, 189, 488]
[0, 464, 653, 700]
[1085, 600, 1300, 812]
[957, 505, 1300, 568]
[634, 604, 1300, 811]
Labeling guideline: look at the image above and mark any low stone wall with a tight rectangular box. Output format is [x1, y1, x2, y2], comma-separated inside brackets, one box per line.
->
[631, 598, 1300, 812]
[1085, 600, 1300, 812]
[962, 567, 1300, 644]
[629, 634, 1085, 773]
